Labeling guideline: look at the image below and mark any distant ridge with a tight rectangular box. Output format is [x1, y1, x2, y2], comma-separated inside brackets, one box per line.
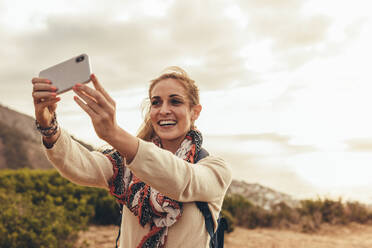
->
[227, 180, 299, 210]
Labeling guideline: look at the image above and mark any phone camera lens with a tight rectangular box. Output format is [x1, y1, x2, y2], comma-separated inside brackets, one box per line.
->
[76, 55, 85, 63]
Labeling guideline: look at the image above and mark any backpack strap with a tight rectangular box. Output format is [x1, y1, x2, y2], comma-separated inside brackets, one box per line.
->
[195, 147, 209, 163]
[196, 201, 216, 248]
[194, 148, 217, 247]
[115, 204, 123, 248]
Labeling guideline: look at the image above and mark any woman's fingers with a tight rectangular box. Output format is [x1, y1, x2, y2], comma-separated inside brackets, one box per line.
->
[73, 86, 103, 114]
[33, 83, 58, 92]
[32, 78, 58, 104]
[32, 77, 52, 85]
[39, 97, 61, 108]
[90, 74, 116, 106]
[73, 83, 115, 116]
[73, 95, 98, 118]
[32, 91, 58, 104]
[74, 83, 104, 103]
[32, 77, 59, 125]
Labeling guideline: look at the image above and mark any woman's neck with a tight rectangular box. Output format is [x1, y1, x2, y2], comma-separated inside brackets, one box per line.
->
[161, 136, 185, 154]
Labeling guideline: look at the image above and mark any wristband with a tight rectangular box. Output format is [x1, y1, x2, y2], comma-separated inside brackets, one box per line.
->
[35, 112, 59, 137]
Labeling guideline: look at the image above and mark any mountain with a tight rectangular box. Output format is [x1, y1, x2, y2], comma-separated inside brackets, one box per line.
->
[227, 180, 299, 210]
[0, 104, 53, 169]
[0, 104, 93, 169]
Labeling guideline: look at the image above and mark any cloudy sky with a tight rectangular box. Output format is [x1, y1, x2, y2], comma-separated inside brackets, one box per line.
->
[2, 0, 372, 202]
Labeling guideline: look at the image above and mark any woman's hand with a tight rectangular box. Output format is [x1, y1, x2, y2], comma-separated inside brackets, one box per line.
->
[74, 74, 139, 163]
[73, 74, 118, 142]
[31, 78, 60, 127]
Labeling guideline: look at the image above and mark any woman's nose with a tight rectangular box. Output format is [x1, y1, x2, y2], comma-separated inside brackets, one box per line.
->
[159, 103, 171, 115]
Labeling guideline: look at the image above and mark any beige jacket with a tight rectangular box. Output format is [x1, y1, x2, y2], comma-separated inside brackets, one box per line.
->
[45, 129, 232, 248]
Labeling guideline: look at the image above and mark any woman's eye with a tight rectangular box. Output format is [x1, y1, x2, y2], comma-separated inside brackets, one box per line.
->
[171, 99, 182, 105]
[151, 100, 159, 106]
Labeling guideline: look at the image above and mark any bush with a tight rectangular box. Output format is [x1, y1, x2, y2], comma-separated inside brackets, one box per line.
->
[221, 195, 372, 233]
[0, 169, 119, 248]
[271, 202, 300, 228]
[222, 194, 273, 229]
[0, 189, 76, 248]
[345, 201, 372, 224]
[220, 210, 236, 233]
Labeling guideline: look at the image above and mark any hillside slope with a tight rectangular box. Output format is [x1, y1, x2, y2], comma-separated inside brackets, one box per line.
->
[0, 104, 93, 169]
[0, 104, 52, 169]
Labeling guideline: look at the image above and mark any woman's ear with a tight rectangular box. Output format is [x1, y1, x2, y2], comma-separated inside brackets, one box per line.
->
[191, 104, 202, 121]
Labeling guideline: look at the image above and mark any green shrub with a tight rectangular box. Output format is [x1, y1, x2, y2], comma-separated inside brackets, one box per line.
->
[222, 194, 273, 229]
[0, 169, 120, 248]
[220, 209, 236, 233]
[345, 201, 372, 224]
[221, 195, 372, 233]
[271, 202, 300, 228]
[0, 169, 120, 224]
[0, 189, 76, 248]
[321, 198, 345, 224]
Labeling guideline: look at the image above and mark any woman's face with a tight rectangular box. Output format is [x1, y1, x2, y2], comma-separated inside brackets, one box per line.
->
[150, 78, 200, 149]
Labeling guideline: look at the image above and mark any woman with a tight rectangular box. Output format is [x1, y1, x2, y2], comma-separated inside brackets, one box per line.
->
[31, 66, 232, 247]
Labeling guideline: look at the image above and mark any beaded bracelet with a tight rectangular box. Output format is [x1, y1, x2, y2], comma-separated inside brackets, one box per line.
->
[35, 112, 59, 137]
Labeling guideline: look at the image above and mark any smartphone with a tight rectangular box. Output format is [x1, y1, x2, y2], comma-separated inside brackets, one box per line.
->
[39, 54, 92, 95]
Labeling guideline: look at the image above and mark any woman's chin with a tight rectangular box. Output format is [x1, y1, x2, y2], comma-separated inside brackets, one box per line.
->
[157, 130, 184, 143]
[158, 133, 177, 142]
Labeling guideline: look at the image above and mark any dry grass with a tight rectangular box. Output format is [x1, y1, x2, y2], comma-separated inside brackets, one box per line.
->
[75, 223, 372, 248]
[75, 225, 118, 248]
[225, 224, 372, 248]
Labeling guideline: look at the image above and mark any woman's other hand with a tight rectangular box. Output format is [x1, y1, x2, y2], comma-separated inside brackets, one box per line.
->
[72, 74, 118, 142]
[31, 77, 60, 127]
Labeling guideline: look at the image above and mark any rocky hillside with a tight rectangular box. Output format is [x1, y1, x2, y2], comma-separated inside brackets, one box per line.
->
[227, 180, 299, 210]
[0, 104, 53, 169]
[0, 104, 92, 169]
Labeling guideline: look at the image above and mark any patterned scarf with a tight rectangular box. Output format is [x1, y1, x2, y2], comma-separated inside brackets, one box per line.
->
[103, 129, 203, 248]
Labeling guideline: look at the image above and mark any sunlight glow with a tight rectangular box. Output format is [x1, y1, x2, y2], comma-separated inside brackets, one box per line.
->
[290, 152, 372, 187]
[3, 0, 372, 200]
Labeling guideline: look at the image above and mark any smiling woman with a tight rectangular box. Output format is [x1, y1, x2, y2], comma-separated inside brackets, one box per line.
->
[31, 66, 232, 248]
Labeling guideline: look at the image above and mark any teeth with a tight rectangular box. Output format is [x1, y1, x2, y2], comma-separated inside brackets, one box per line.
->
[159, 120, 177, 126]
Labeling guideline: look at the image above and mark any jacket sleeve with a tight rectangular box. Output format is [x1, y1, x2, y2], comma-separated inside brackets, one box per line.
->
[126, 139, 232, 203]
[44, 129, 113, 189]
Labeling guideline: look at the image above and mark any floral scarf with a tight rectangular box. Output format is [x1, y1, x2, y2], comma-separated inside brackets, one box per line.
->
[103, 129, 203, 248]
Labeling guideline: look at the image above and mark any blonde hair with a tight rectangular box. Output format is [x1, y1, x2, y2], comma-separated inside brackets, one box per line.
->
[137, 66, 200, 141]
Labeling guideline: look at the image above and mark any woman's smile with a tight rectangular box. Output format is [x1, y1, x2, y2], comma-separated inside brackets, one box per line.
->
[158, 119, 177, 127]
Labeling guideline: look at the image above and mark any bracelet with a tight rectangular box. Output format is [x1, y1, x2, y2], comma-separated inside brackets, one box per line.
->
[35, 112, 59, 137]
